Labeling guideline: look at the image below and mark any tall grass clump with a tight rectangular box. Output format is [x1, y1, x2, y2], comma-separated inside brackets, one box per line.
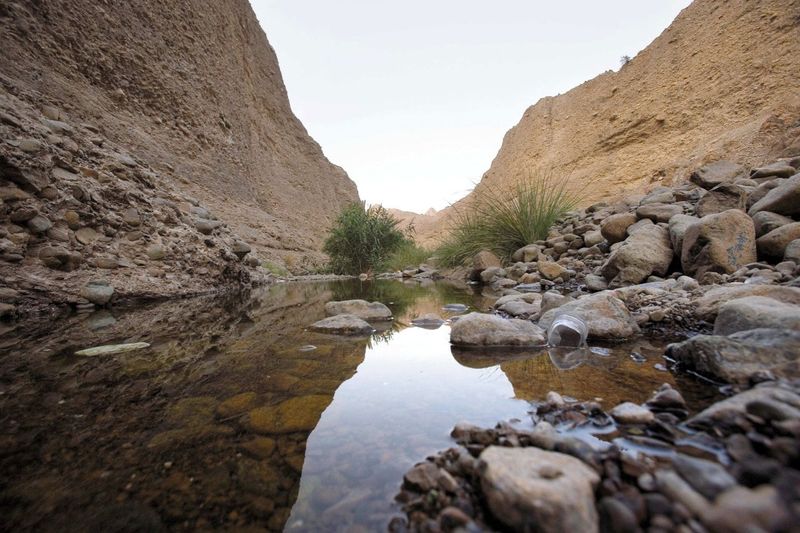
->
[323, 202, 409, 275]
[436, 170, 581, 267]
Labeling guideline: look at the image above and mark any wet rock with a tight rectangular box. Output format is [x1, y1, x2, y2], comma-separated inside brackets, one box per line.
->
[609, 402, 654, 424]
[539, 292, 640, 340]
[695, 283, 800, 321]
[748, 173, 800, 217]
[216, 392, 257, 418]
[681, 209, 756, 278]
[601, 212, 637, 244]
[696, 183, 747, 217]
[240, 436, 276, 459]
[751, 211, 793, 238]
[245, 395, 330, 434]
[410, 313, 445, 328]
[636, 202, 683, 223]
[324, 299, 392, 321]
[75, 342, 150, 356]
[80, 280, 114, 305]
[690, 160, 746, 189]
[403, 462, 441, 492]
[756, 222, 800, 259]
[702, 485, 791, 533]
[450, 312, 545, 347]
[669, 329, 800, 383]
[479, 446, 600, 533]
[601, 224, 672, 286]
[672, 454, 736, 500]
[690, 383, 800, 428]
[714, 296, 800, 335]
[309, 314, 374, 336]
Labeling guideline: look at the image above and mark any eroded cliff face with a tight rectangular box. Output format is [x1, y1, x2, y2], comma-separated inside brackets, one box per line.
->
[0, 0, 358, 278]
[422, 0, 800, 244]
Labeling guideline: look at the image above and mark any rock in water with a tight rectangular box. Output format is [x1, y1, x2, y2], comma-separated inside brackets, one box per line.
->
[75, 342, 150, 356]
[309, 314, 374, 336]
[324, 299, 392, 321]
[681, 209, 756, 278]
[450, 312, 545, 347]
[609, 402, 654, 424]
[479, 446, 600, 533]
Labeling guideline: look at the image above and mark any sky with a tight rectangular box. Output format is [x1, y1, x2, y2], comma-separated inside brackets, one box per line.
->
[251, 1, 693, 214]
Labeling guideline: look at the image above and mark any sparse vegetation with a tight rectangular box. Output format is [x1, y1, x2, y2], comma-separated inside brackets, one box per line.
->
[620, 54, 632, 67]
[385, 241, 431, 271]
[323, 202, 410, 275]
[435, 170, 581, 267]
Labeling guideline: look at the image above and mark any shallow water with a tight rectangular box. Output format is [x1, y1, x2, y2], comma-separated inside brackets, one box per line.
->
[0, 279, 719, 531]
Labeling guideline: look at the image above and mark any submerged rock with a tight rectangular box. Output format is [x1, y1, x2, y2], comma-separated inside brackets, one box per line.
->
[668, 328, 800, 383]
[410, 313, 445, 329]
[324, 299, 392, 321]
[309, 314, 374, 336]
[450, 312, 545, 347]
[245, 395, 331, 434]
[479, 446, 600, 533]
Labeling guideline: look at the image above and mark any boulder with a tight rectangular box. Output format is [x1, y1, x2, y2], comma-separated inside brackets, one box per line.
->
[695, 183, 747, 217]
[80, 281, 115, 305]
[750, 162, 797, 179]
[681, 210, 756, 278]
[785, 239, 800, 262]
[714, 296, 800, 335]
[538, 292, 640, 340]
[752, 211, 793, 238]
[748, 173, 800, 217]
[479, 446, 600, 533]
[756, 222, 800, 258]
[324, 299, 392, 321]
[601, 224, 672, 286]
[688, 383, 800, 428]
[667, 328, 800, 383]
[636, 203, 683, 223]
[690, 160, 746, 189]
[600, 212, 637, 244]
[538, 260, 567, 281]
[511, 244, 543, 263]
[471, 250, 501, 280]
[668, 214, 698, 254]
[450, 312, 545, 347]
[309, 314, 374, 336]
[695, 284, 800, 321]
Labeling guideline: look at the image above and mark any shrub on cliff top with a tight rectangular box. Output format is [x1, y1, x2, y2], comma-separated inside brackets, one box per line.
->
[435, 170, 580, 267]
[324, 202, 409, 275]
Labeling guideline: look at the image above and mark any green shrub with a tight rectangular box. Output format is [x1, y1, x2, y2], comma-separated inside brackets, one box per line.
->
[435, 170, 581, 267]
[385, 241, 431, 271]
[323, 202, 409, 275]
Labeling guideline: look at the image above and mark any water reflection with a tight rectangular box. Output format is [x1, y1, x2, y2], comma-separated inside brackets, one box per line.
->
[0, 279, 715, 532]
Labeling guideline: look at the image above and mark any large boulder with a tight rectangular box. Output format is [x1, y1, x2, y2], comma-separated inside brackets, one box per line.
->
[695, 183, 747, 217]
[748, 173, 800, 217]
[538, 291, 640, 340]
[681, 209, 756, 278]
[309, 314, 374, 336]
[751, 211, 794, 238]
[479, 446, 600, 533]
[756, 222, 800, 259]
[714, 296, 800, 335]
[690, 160, 746, 189]
[635, 203, 683, 223]
[600, 212, 637, 244]
[324, 299, 392, 320]
[668, 214, 699, 254]
[688, 383, 800, 429]
[695, 284, 800, 321]
[600, 224, 672, 286]
[667, 328, 800, 383]
[471, 250, 502, 280]
[450, 312, 545, 347]
[750, 162, 797, 179]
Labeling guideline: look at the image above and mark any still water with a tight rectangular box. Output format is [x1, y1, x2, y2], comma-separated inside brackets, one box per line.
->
[0, 280, 715, 531]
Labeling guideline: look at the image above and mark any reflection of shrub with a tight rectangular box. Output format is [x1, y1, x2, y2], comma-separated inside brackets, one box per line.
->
[436, 170, 580, 267]
[323, 203, 409, 275]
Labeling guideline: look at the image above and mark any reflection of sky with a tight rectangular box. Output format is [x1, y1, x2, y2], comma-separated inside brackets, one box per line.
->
[287, 325, 532, 530]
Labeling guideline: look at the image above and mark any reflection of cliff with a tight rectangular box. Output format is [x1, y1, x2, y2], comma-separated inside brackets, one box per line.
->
[0, 283, 367, 531]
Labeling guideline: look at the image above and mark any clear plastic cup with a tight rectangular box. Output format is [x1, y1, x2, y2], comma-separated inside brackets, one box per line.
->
[547, 312, 588, 347]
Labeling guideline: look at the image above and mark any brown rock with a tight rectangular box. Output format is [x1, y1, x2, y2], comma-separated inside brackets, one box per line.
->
[756, 222, 800, 259]
[695, 183, 747, 217]
[601, 212, 637, 244]
[681, 209, 756, 278]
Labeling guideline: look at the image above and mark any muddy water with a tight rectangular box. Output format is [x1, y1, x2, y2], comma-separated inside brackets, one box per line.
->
[0, 280, 718, 532]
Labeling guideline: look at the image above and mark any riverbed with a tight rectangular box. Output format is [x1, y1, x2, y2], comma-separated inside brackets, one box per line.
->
[0, 279, 720, 531]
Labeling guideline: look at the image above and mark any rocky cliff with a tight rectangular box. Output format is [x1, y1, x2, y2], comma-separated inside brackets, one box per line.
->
[0, 0, 359, 310]
[423, 0, 800, 244]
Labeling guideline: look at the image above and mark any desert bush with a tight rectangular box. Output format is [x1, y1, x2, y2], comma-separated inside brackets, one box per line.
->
[323, 202, 409, 274]
[435, 170, 580, 267]
[385, 241, 431, 271]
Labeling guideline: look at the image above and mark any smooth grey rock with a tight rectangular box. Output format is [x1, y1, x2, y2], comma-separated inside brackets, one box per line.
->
[539, 291, 640, 340]
[479, 446, 600, 533]
[609, 402, 654, 424]
[309, 314, 374, 335]
[668, 328, 800, 383]
[714, 296, 800, 335]
[450, 312, 545, 347]
[498, 299, 540, 318]
[672, 454, 736, 500]
[748, 173, 800, 217]
[324, 299, 392, 321]
[80, 281, 114, 305]
[750, 162, 797, 179]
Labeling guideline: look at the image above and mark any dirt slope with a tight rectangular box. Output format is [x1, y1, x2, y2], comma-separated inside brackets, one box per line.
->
[0, 0, 359, 269]
[421, 0, 800, 245]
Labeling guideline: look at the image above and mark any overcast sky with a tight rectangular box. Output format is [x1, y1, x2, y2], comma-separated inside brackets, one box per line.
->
[251, 1, 693, 213]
